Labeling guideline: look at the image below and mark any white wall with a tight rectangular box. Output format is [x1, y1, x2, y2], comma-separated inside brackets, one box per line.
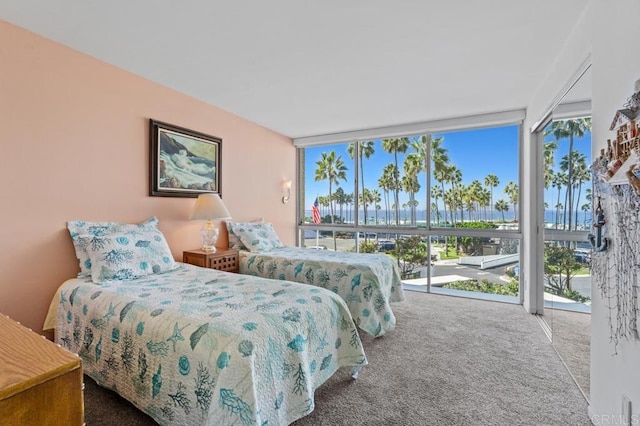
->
[590, 0, 640, 421]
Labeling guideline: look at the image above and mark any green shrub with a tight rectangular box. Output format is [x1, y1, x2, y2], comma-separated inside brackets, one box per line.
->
[444, 279, 519, 296]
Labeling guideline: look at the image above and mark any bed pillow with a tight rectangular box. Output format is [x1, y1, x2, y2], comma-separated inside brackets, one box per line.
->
[228, 222, 283, 252]
[67, 217, 159, 278]
[81, 227, 178, 284]
[227, 218, 264, 251]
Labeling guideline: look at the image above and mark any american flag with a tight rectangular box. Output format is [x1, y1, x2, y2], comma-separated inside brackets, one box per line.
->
[312, 197, 321, 224]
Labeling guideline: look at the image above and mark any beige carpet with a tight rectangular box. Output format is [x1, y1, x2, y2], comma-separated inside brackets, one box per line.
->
[548, 308, 591, 400]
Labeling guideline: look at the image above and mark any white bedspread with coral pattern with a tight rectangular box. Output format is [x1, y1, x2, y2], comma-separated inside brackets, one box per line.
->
[53, 263, 367, 425]
[239, 247, 405, 337]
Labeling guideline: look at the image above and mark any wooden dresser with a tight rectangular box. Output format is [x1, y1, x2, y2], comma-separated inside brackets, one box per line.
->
[0, 314, 83, 425]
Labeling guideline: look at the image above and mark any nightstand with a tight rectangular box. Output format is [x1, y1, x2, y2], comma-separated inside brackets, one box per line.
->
[183, 248, 239, 273]
[0, 314, 84, 425]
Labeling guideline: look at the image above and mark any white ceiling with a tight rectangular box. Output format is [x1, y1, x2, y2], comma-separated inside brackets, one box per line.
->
[1, 1, 589, 138]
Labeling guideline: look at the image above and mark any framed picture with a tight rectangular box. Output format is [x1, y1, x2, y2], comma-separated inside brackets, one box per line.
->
[149, 119, 222, 198]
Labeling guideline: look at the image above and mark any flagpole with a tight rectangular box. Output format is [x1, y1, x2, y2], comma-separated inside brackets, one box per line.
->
[316, 229, 319, 247]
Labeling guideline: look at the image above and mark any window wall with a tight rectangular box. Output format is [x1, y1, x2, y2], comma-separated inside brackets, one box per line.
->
[542, 115, 593, 312]
[295, 111, 524, 301]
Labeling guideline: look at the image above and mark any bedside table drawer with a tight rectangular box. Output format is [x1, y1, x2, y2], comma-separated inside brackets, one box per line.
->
[207, 254, 238, 272]
[183, 249, 240, 273]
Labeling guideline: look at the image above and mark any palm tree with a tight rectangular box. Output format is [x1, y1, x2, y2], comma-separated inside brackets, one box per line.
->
[571, 153, 590, 230]
[478, 188, 491, 221]
[347, 140, 375, 225]
[318, 195, 330, 217]
[495, 199, 509, 223]
[484, 174, 500, 222]
[359, 189, 372, 224]
[371, 189, 382, 225]
[552, 172, 566, 229]
[403, 153, 422, 224]
[431, 138, 450, 226]
[314, 151, 347, 250]
[345, 193, 354, 223]
[581, 203, 591, 227]
[380, 164, 397, 225]
[448, 166, 462, 225]
[543, 141, 558, 189]
[333, 187, 346, 222]
[545, 118, 592, 233]
[431, 185, 443, 224]
[412, 134, 442, 225]
[382, 137, 409, 225]
[504, 181, 519, 221]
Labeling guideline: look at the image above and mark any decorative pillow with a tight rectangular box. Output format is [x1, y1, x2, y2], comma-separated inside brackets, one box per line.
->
[227, 218, 264, 251]
[228, 222, 283, 252]
[81, 228, 178, 284]
[67, 217, 159, 278]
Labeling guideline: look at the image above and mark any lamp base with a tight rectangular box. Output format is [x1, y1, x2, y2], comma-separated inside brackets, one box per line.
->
[200, 221, 219, 253]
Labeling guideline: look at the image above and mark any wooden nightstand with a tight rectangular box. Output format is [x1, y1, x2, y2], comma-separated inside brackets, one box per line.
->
[183, 248, 240, 273]
[0, 314, 84, 425]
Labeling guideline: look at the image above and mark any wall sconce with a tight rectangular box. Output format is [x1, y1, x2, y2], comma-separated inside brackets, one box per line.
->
[282, 180, 292, 204]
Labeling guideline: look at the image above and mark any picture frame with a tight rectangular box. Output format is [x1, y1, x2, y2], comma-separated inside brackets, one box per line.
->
[149, 119, 222, 198]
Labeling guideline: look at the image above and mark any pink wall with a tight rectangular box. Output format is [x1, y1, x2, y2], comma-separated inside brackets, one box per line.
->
[0, 20, 296, 333]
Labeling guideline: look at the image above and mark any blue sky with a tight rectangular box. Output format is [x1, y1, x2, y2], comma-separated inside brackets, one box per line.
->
[304, 124, 591, 212]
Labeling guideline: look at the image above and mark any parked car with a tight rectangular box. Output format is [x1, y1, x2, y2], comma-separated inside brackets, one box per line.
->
[306, 245, 328, 250]
[377, 240, 395, 252]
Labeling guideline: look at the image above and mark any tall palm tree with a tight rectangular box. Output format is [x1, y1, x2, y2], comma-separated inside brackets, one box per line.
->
[448, 166, 462, 225]
[431, 185, 443, 224]
[545, 118, 592, 232]
[412, 135, 444, 225]
[431, 138, 450, 226]
[380, 164, 397, 225]
[377, 172, 392, 225]
[571, 153, 590, 230]
[581, 203, 591, 227]
[333, 187, 346, 222]
[347, 140, 375, 226]
[552, 172, 566, 229]
[403, 153, 422, 224]
[318, 195, 330, 217]
[484, 174, 500, 221]
[314, 151, 347, 250]
[495, 199, 509, 222]
[382, 137, 410, 225]
[504, 181, 519, 221]
[371, 189, 382, 225]
[543, 141, 559, 189]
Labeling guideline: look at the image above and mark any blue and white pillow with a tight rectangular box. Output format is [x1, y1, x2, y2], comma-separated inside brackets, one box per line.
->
[227, 218, 264, 251]
[228, 222, 283, 252]
[67, 217, 159, 278]
[79, 227, 177, 284]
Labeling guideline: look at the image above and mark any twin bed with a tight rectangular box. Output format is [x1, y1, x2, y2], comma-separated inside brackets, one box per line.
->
[46, 218, 403, 425]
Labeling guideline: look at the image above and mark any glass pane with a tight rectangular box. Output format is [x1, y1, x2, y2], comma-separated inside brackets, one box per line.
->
[352, 137, 428, 228]
[302, 143, 355, 226]
[542, 118, 592, 232]
[300, 229, 356, 252]
[543, 240, 591, 312]
[431, 125, 520, 230]
[404, 235, 520, 300]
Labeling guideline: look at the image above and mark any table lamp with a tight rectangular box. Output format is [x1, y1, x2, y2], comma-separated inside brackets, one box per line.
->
[190, 194, 231, 252]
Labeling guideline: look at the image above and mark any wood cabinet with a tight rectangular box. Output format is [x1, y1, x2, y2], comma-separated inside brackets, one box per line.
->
[0, 314, 83, 425]
[183, 248, 240, 273]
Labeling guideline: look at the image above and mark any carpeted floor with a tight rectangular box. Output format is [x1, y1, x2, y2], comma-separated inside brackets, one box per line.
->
[549, 308, 591, 400]
[83, 291, 591, 425]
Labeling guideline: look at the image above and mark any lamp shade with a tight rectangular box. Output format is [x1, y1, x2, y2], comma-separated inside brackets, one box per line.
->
[190, 194, 231, 221]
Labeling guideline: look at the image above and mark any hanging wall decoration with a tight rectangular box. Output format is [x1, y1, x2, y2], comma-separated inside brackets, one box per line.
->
[591, 78, 640, 353]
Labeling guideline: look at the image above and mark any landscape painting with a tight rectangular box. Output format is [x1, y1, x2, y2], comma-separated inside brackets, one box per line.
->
[149, 119, 221, 197]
